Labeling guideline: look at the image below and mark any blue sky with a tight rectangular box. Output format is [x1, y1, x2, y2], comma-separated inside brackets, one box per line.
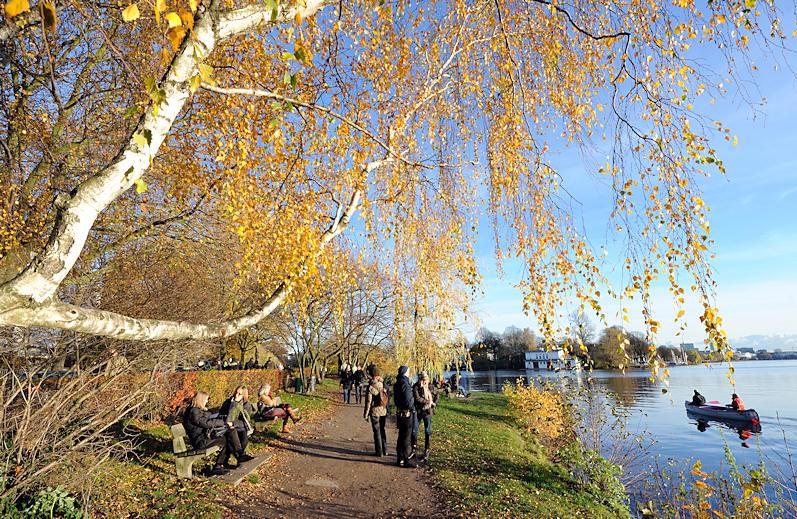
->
[467, 61, 797, 347]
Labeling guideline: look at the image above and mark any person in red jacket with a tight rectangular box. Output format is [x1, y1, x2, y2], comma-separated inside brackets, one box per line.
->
[730, 393, 746, 411]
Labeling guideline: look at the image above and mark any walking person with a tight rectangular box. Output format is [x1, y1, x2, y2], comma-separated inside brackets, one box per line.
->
[393, 365, 416, 468]
[411, 371, 436, 462]
[340, 369, 353, 404]
[363, 366, 389, 456]
[353, 366, 365, 404]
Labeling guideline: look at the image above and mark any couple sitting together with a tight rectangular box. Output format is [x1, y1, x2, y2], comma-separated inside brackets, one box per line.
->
[183, 383, 301, 476]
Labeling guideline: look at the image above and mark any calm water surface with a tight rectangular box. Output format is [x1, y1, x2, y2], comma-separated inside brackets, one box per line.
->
[447, 360, 797, 482]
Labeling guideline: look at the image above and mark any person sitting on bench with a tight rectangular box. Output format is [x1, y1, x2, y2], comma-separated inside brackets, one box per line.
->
[182, 391, 235, 475]
[255, 383, 301, 433]
[219, 385, 255, 466]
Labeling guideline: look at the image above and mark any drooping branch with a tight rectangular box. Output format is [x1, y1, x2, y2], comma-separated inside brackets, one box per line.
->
[201, 83, 419, 168]
[0, 0, 332, 314]
[0, 184, 365, 340]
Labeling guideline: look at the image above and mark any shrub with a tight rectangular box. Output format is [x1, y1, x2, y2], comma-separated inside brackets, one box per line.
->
[558, 441, 629, 517]
[0, 486, 84, 518]
[503, 379, 573, 448]
[157, 369, 285, 418]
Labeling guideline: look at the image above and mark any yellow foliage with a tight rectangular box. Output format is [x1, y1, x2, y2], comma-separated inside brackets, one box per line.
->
[503, 380, 573, 448]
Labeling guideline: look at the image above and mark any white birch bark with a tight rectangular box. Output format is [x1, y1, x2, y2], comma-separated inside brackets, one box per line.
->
[0, 186, 362, 340]
[0, 0, 336, 339]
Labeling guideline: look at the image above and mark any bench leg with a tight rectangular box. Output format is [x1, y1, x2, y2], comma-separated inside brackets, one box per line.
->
[175, 457, 195, 479]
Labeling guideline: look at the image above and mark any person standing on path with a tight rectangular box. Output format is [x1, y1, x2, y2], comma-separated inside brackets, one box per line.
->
[411, 371, 436, 462]
[363, 366, 389, 456]
[393, 365, 416, 468]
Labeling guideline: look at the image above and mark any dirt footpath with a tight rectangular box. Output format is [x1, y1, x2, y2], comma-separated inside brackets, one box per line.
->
[225, 398, 447, 519]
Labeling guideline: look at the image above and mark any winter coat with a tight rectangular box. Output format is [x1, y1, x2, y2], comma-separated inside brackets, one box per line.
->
[393, 366, 414, 412]
[341, 372, 353, 389]
[219, 396, 252, 432]
[364, 377, 388, 418]
[183, 406, 225, 449]
[413, 381, 434, 418]
[353, 369, 365, 386]
[732, 395, 746, 411]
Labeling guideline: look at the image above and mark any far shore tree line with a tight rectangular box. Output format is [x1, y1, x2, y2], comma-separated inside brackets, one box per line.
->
[468, 316, 715, 371]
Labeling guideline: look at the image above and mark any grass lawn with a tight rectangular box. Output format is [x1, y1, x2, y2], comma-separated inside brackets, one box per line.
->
[431, 392, 621, 518]
[89, 379, 338, 517]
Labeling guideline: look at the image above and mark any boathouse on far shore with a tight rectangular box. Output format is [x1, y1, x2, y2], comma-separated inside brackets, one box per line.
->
[524, 349, 575, 370]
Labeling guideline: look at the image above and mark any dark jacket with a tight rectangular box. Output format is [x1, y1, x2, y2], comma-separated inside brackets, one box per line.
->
[353, 369, 365, 386]
[341, 372, 352, 389]
[393, 366, 414, 412]
[183, 406, 225, 449]
[413, 381, 435, 418]
[219, 396, 252, 431]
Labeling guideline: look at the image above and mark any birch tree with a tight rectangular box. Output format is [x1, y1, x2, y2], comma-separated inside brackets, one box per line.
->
[0, 0, 789, 369]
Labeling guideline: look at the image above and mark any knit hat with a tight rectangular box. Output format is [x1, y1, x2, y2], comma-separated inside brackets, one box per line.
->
[418, 371, 429, 380]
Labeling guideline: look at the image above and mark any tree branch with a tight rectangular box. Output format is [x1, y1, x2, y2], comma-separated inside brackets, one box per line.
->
[0, 0, 332, 314]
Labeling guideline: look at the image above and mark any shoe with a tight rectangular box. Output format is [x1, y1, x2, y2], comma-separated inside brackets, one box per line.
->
[404, 461, 417, 468]
[210, 466, 230, 476]
[383, 451, 389, 456]
[396, 459, 405, 467]
[237, 453, 255, 463]
[223, 462, 238, 469]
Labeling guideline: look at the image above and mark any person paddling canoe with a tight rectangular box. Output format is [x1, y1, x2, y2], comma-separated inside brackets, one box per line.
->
[691, 390, 706, 406]
[730, 393, 746, 411]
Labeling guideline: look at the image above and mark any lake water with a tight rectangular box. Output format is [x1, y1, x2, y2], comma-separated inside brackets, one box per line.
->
[446, 360, 797, 498]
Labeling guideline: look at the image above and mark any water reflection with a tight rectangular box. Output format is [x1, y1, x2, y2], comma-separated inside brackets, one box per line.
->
[591, 373, 656, 408]
[687, 410, 762, 448]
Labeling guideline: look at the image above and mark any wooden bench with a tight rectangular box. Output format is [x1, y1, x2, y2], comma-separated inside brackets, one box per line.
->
[170, 423, 221, 479]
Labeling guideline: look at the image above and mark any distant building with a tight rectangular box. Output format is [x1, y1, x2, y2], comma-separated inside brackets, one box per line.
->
[775, 348, 783, 353]
[756, 349, 768, 354]
[524, 350, 575, 370]
[737, 347, 755, 354]
[681, 343, 696, 351]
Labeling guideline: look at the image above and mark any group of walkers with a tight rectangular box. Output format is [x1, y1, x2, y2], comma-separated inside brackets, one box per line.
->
[182, 383, 301, 476]
[356, 364, 442, 468]
[339, 366, 367, 404]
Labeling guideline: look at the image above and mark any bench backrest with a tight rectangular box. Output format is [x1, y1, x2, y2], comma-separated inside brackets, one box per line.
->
[170, 423, 189, 454]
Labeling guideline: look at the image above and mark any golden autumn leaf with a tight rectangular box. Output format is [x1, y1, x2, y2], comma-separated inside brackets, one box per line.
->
[165, 11, 181, 28]
[166, 26, 186, 50]
[4, 0, 29, 18]
[121, 3, 139, 22]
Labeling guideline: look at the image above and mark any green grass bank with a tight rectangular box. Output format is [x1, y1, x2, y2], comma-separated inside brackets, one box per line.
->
[430, 392, 623, 518]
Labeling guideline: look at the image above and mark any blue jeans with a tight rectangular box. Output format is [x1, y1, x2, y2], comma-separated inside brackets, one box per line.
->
[411, 414, 432, 451]
[342, 387, 351, 403]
